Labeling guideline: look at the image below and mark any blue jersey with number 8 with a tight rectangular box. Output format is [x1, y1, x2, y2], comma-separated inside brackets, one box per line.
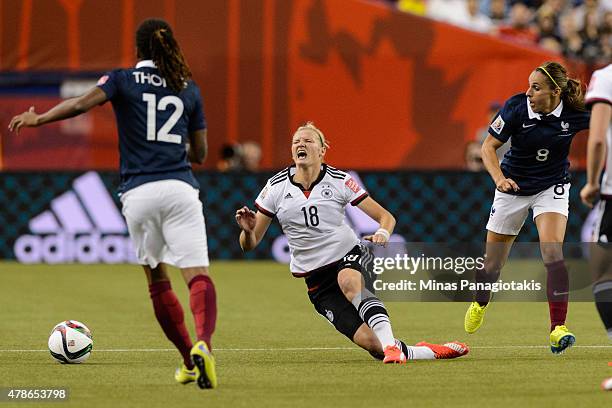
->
[488, 93, 590, 196]
[97, 60, 206, 194]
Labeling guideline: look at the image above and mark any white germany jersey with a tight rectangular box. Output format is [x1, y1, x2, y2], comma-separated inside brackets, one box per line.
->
[255, 164, 368, 274]
[586, 64, 612, 196]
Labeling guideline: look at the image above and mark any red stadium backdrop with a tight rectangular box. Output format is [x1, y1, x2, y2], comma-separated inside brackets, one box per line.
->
[0, 0, 587, 170]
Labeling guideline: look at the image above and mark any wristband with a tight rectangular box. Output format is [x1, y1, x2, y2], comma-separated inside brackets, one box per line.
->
[374, 228, 390, 240]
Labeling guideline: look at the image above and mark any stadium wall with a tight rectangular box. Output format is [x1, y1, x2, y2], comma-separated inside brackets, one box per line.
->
[0, 171, 592, 264]
[0, 0, 586, 171]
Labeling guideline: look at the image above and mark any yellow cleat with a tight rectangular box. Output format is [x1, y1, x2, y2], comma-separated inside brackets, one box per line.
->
[191, 341, 218, 389]
[174, 363, 198, 384]
[550, 325, 575, 354]
[464, 302, 489, 334]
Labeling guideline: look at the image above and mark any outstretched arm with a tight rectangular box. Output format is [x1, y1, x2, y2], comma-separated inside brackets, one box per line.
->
[357, 196, 396, 246]
[236, 206, 273, 251]
[8, 87, 108, 133]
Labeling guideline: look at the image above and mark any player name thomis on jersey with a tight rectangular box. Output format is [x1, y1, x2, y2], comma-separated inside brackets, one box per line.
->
[132, 71, 167, 87]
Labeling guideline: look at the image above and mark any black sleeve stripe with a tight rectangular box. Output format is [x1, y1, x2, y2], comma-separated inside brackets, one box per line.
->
[269, 168, 289, 184]
[326, 171, 345, 180]
[351, 193, 369, 206]
[255, 202, 275, 218]
[270, 176, 288, 186]
[270, 167, 289, 180]
[272, 166, 289, 177]
[326, 166, 347, 176]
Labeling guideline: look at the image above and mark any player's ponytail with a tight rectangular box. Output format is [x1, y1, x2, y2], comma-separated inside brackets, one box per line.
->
[562, 78, 585, 112]
[136, 19, 192, 94]
[536, 61, 586, 112]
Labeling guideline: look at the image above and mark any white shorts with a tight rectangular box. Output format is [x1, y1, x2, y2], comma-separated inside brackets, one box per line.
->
[120, 180, 209, 268]
[486, 183, 570, 236]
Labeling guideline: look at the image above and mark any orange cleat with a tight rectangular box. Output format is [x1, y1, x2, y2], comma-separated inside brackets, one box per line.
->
[415, 341, 470, 359]
[383, 345, 407, 364]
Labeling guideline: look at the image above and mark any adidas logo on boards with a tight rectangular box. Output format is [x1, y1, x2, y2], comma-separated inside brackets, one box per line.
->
[14, 172, 137, 264]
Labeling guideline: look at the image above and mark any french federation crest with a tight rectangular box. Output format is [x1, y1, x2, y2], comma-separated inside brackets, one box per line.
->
[325, 309, 334, 322]
[561, 121, 569, 132]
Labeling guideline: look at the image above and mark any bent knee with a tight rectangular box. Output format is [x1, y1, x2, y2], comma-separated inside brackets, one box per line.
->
[337, 269, 362, 298]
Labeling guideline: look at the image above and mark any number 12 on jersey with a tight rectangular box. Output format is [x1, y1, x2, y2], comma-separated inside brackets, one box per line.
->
[301, 206, 319, 227]
[142, 93, 184, 144]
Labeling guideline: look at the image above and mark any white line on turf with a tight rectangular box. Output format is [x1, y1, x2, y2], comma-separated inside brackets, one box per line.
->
[0, 345, 611, 352]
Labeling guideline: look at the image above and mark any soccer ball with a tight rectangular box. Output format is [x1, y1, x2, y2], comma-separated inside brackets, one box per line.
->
[48, 320, 93, 364]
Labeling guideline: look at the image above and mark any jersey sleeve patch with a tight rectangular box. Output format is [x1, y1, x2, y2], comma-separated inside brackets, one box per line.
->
[490, 115, 505, 134]
[97, 75, 109, 85]
[259, 186, 269, 199]
[345, 177, 361, 193]
[96, 70, 118, 100]
[255, 181, 277, 216]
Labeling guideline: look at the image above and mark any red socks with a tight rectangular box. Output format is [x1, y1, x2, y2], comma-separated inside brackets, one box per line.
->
[149, 281, 193, 368]
[188, 275, 217, 350]
[546, 260, 569, 332]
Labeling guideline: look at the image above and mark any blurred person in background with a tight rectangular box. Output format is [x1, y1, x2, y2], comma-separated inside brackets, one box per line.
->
[8, 18, 218, 389]
[498, 2, 539, 45]
[241, 141, 262, 172]
[464, 62, 591, 354]
[536, 9, 563, 51]
[579, 63, 612, 390]
[536, 0, 569, 22]
[427, 0, 470, 24]
[580, 9, 605, 63]
[487, 0, 509, 25]
[572, 0, 602, 31]
[459, 0, 495, 33]
[427, 0, 493, 32]
[236, 122, 469, 364]
[465, 141, 486, 171]
[540, 35, 564, 52]
[560, 12, 585, 58]
[217, 143, 243, 172]
[602, 11, 612, 62]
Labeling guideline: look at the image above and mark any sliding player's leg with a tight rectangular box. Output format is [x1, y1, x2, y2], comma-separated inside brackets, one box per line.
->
[338, 268, 468, 362]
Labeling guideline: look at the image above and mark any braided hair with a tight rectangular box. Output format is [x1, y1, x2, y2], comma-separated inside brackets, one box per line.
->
[136, 19, 192, 93]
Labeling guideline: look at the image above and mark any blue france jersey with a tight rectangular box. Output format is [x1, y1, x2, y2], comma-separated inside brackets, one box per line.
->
[97, 60, 206, 194]
[488, 93, 590, 196]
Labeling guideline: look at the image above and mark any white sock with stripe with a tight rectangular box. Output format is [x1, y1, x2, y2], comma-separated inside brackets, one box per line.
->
[396, 339, 435, 360]
[354, 296, 395, 349]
